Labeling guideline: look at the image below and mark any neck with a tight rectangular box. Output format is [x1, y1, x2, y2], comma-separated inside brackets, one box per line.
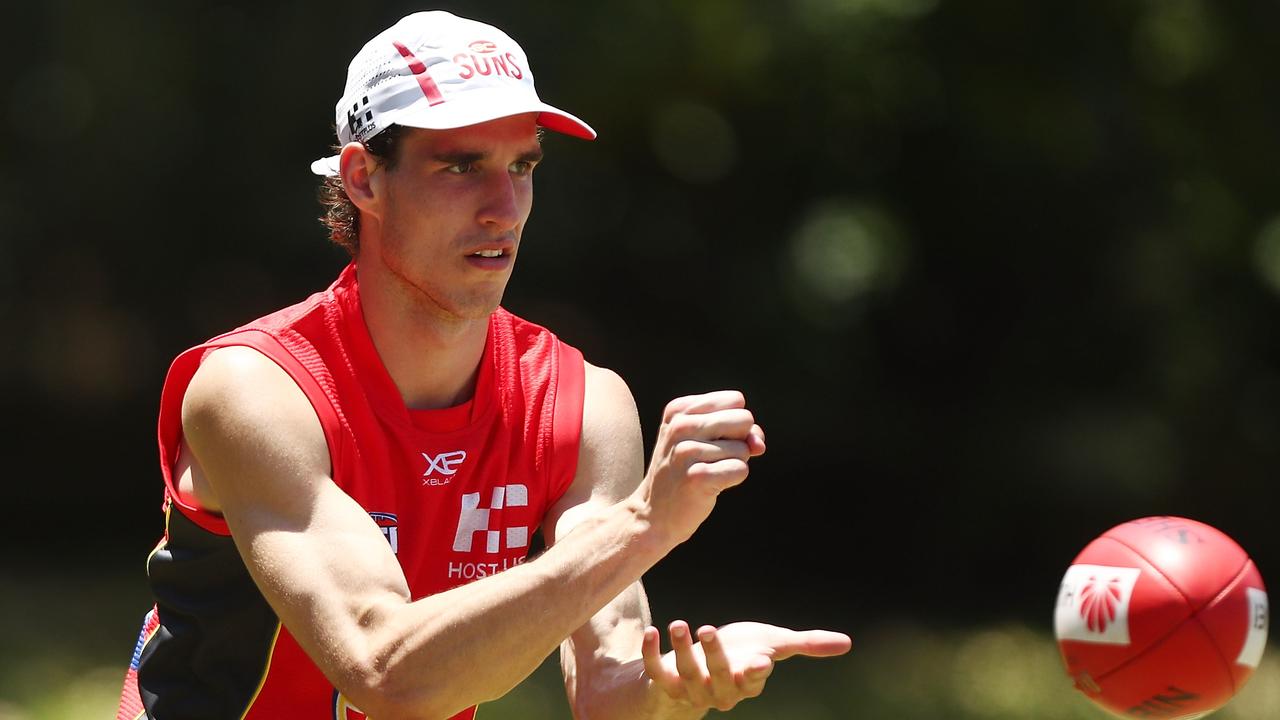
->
[355, 261, 490, 410]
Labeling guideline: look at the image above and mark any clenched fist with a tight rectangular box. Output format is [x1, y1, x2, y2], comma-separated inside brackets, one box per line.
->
[633, 390, 766, 549]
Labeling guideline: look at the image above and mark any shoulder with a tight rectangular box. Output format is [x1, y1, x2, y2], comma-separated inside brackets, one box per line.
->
[182, 346, 327, 464]
[184, 345, 296, 415]
[575, 362, 643, 502]
[545, 362, 644, 539]
[582, 363, 638, 437]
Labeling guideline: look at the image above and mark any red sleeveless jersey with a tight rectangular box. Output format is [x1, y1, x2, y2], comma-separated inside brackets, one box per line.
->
[118, 263, 585, 720]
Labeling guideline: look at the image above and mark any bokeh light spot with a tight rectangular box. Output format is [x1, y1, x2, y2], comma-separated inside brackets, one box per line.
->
[650, 101, 737, 184]
[787, 199, 906, 323]
[1252, 215, 1280, 296]
[1132, 0, 1219, 86]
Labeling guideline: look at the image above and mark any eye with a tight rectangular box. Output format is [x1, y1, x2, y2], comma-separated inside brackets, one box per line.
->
[446, 161, 476, 175]
[509, 160, 536, 176]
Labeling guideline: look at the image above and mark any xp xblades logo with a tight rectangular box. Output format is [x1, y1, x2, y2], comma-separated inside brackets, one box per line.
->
[347, 95, 375, 141]
[422, 450, 466, 486]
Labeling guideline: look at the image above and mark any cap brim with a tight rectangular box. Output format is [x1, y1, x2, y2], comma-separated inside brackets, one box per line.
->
[311, 155, 342, 176]
[310, 92, 595, 176]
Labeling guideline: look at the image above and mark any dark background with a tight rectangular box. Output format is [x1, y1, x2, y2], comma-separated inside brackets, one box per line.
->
[4, 0, 1279, 646]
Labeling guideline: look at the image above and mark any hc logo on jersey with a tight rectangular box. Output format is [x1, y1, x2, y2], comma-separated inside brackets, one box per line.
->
[1055, 564, 1142, 645]
[453, 484, 529, 553]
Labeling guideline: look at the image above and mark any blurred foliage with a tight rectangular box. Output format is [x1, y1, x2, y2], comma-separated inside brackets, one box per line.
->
[3, 0, 1280, 690]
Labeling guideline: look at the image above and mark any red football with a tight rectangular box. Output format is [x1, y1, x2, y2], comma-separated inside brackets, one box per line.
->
[1055, 516, 1269, 718]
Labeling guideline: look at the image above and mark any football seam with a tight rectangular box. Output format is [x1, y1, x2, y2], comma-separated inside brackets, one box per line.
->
[1089, 535, 1251, 694]
[1191, 559, 1258, 695]
[1087, 553, 1193, 687]
[1107, 531, 1250, 617]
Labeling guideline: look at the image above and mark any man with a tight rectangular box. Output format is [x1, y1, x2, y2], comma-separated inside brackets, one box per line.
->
[117, 10, 850, 720]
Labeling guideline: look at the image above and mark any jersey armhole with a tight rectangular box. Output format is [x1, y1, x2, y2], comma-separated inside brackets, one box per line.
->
[547, 341, 585, 505]
[157, 330, 345, 535]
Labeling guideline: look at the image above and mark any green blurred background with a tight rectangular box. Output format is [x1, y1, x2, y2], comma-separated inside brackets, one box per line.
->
[3, 0, 1279, 717]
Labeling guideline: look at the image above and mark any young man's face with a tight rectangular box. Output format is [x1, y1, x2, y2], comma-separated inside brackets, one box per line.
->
[368, 112, 543, 321]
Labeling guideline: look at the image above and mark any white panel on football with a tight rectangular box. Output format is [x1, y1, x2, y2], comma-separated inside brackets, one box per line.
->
[1055, 564, 1143, 645]
[1236, 588, 1268, 669]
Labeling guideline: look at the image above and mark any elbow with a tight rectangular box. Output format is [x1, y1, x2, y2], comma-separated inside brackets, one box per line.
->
[337, 677, 450, 720]
[326, 598, 516, 719]
[338, 652, 480, 720]
[567, 674, 604, 720]
[571, 691, 628, 720]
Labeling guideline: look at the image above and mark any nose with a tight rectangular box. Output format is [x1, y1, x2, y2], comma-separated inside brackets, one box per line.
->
[476, 169, 525, 232]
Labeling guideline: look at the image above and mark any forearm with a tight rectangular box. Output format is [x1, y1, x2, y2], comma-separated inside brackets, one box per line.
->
[365, 497, 668, 718]
[571, 660, 707, 720]
[562, 584, 705, 720]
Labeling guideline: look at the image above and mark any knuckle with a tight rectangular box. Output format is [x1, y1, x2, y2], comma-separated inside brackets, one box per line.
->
[681, 683, 707, 703]
[663, 396, 691, 420]
[661, 683, 687, 700]
[672, 440, 704, 465]
[684, 462, 718, 483]
[667, 414, 698, 437]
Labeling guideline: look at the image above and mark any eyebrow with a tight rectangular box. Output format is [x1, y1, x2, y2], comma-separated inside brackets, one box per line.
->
[431, 146, 544, 165]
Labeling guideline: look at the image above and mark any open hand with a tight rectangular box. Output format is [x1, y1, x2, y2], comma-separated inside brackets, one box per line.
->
[641, 620, 851, 712]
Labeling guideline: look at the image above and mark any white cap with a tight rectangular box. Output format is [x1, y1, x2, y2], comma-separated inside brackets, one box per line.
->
[311, 11, 596, 176]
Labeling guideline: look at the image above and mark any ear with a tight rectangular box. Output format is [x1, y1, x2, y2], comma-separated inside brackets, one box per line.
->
[339, 142, 382, 219]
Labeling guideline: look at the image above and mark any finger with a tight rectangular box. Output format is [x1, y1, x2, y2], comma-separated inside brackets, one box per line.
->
[642, 626, 683, 698]
[665, 408, 756, 443]
[698, 626, 739, 710]
[736, 654, 776, 698]
[663, 391, 746, 421]
[770, 630, 853, 661]
[687, 458, 750, 492]
[670, 621, 711, 706]
[671, 439, 751, 468]
[746, 424, 766, 456]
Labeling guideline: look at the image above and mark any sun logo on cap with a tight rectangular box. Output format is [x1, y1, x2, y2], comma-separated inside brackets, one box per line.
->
[1079, 575, 1124, 633]
[469, 40, 498, 54]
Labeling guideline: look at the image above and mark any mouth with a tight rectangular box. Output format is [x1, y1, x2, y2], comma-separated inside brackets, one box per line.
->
[464, 244, 515, 271]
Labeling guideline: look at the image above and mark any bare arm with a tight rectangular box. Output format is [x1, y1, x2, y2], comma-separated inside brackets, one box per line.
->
[553, 366, 852, 719]
[179, 346, 759, 719]
[550, 364, 683, 718]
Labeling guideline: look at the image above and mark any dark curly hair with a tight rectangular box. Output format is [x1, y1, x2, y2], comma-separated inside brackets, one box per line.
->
[317, 124, 410, 256]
